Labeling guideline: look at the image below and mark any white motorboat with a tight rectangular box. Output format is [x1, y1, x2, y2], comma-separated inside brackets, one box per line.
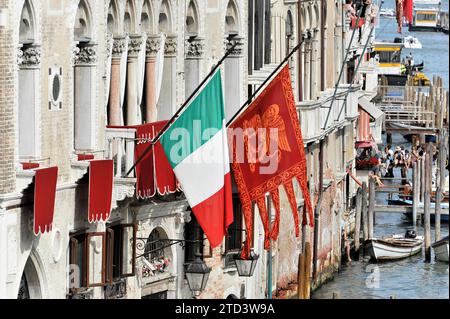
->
[365, 231, 424, 261]
[380, 8, 395, 17]
[432, 236, 449, 262]
[403, 36, 422, 49]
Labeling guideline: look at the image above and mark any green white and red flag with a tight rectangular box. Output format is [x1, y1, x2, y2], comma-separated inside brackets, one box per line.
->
[160, 70, 233, 248]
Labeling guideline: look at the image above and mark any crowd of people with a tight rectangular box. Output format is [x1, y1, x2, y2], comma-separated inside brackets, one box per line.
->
[345, 0, 379, 41]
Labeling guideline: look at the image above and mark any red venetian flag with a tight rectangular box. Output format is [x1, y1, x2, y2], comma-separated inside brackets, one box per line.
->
[34, 167, 58, 235]
[134, 121, 179, 198]
[228, 65, 313, 258]
[403, 0, 413, 24]
[88, 159, 114, 222]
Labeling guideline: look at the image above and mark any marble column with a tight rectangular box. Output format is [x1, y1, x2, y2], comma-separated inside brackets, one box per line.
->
[223, 36, 244, 121]
[145, 35, 160, 123]
[109, 38, 126, 126]
[158, 36, 177, 121]
[184, 37, 205, 98]
[311, 28, 320, 100]
[74, 42, 97, 150]
[304, 35, 311, 101]
[18, 44, 41, 158]
[126, 35, 143, 126]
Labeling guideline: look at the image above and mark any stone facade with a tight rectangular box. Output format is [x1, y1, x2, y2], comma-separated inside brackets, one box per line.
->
[0, 0, 377, 299]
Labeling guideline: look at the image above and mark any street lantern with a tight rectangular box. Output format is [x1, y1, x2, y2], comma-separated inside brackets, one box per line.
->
[184, 254, 211, 295]
[234, 249, 259, 277]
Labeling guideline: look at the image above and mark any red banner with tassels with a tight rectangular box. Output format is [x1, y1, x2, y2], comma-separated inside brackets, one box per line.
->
[34, 167, 58, 235]
[228, 65, 313, 259]
[134, 121, 179, 198]
[88, 160, 113, 223]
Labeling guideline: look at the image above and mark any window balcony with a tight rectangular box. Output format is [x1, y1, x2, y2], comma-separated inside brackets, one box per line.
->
[105, 127, 137, 208]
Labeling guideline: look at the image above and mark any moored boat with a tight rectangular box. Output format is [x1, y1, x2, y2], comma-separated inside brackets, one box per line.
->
[380, 8, 396, 17]
[432, 236, 449, 262]
[365, 231, 424, 261]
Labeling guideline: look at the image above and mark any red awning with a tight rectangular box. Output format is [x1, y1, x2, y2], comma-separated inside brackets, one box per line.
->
[22, 162, 40, 170]
[77, 154, 95, 161]
[355, 141, 374, 148]
[108, 122, 179, 199]
[133, 121, 179, 198]
[33, 167, 58, 235]
[88, 159, 114, 223]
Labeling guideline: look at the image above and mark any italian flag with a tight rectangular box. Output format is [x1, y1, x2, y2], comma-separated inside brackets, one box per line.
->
[160, 70, 233, 248]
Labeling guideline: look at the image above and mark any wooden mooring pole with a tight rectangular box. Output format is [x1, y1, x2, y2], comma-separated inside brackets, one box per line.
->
[368, 178, 375, 239]
[412, 161, 419, 228]
[361, 182, 369, 241]
[354, 188, 362, 255]
[424, 143, 432, 262]
[420, 157, 425, 203]
[304, 242, 312, 299]
[435, 130, 446, 242]
[297, 253, 305, 299]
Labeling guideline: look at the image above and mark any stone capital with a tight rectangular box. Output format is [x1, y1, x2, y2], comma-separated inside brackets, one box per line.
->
[185, 37, 205, 58]
[112, 37, 127, 57]
[74, 42, 97, 65]
[224, 36, 244, 57]
[127, 34, 144, 58]
[164, 36, 177, 56]
[146, 34, 161, 57]
[18, 44, 41, 67]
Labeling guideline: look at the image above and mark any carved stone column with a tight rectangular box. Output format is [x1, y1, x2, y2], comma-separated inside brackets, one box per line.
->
[18, 44, 41, 158]
[311, 28, 320, 100]
[184, 37, 204, 98]
[126, 34, 143, 126]
[304, 32, 312, 101]
[158, 36, 177, 120]
[74, 42, 97, 150]
[223, 36, 244, 121]
[145, 35, 160, 123]
[109, 37, 126, 126]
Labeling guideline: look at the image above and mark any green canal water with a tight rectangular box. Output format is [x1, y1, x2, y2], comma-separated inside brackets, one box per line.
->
[312, 132, 449, 299]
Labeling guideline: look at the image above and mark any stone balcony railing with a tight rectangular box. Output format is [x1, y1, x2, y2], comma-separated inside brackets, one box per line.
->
[297, 84, 361, 144]
[105, 127, 137, 208]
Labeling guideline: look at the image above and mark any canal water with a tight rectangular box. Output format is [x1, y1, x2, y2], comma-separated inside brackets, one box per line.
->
[312, 0, 449, 299]
[374, 0, 449, 89]
[312, 135, 449, 298]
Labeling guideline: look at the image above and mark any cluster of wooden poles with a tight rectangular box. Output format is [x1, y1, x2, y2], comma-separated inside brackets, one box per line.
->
[354, 129, 448, 262]
[411, 130, 448, 261]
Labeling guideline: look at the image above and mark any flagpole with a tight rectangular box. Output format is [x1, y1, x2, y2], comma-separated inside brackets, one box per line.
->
[226, 36, 306, 127]
[124, 41, 239, 177]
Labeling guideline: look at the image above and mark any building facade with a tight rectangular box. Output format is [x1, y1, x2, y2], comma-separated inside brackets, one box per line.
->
[0, 0, 379, 299]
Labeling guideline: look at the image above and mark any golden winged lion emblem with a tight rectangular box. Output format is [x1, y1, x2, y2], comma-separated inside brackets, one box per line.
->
[243, 104, 291, 172]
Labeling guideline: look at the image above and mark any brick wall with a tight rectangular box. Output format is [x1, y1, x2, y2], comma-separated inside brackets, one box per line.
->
[0, 0, 17, 194]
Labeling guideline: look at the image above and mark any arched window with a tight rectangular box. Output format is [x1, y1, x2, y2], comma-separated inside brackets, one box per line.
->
[74, 0, 91, 41]
[158, 0, 172, 34]
[286, 10, 294, 56]
[186, 1, 199, 36]
[18, 0, 40, 160]
[107, 0, 119, 35]
[124, 0, 136, 34]
[146, 229, 165, 262]
[19, 0, 35, 43]
[157, 0, 176, 120]
[224, 0, 243, 120]
[143, 228, 172, 276]
[141, 0, 153, 33]
[225, 0, 239, 36]
[73, 0, 96, 151]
